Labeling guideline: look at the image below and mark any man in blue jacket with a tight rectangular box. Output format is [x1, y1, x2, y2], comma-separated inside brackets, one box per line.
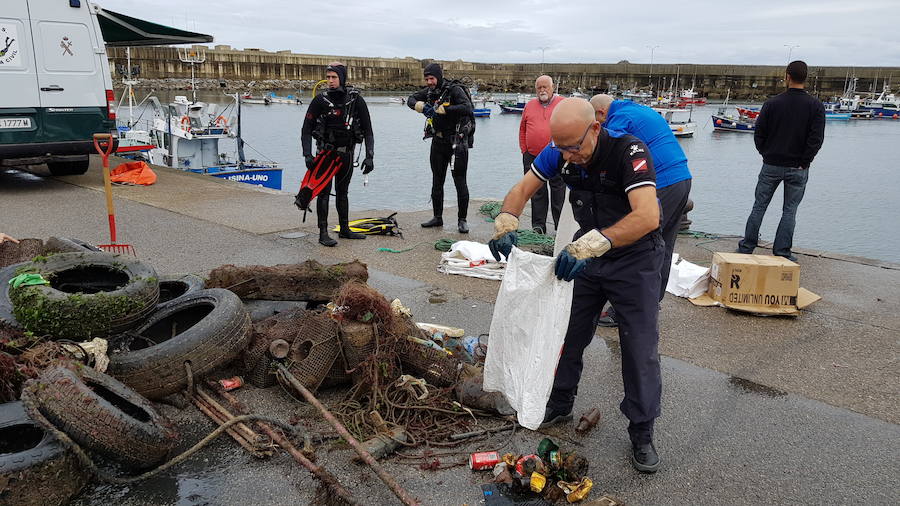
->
[591, 95, 692, 326]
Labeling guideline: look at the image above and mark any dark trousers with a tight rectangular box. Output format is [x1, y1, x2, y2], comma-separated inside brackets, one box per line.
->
[657, 178, 692, 300]
[523, 151, 566, 233]
[547, 236, 665, 444]
[738, 164, 809, 257]
[316, 152, 353, 230]
[429, 136, 469, 220]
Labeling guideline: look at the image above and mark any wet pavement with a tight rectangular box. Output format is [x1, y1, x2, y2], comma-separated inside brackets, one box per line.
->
[2, 160, 899, 505]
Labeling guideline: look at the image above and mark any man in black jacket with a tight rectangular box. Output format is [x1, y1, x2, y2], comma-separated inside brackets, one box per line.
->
[737, 60, 825, 261]
[407, 63, 474, 233]
[301, 63, 374, 247]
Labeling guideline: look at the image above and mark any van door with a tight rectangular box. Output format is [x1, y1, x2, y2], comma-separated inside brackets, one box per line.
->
[27, 0, 109, 143]
[0, 0, 41, 146]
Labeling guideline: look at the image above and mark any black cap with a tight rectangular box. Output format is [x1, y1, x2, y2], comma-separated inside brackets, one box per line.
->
[423, 62, 443, 86]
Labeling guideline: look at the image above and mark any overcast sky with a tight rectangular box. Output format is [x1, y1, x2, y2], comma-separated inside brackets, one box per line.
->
[98, 0, 899, 67]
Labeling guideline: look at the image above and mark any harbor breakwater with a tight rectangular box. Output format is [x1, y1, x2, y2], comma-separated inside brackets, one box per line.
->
[108, 45, 899, 99]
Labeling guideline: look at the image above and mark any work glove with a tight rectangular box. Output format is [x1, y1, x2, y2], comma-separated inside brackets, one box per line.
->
[9, 273, 49, 289]
[304, 155, 316, 170]
[414, 101, 425, 113]
[489, 232, 517, 262]
[488, 212, 520, 261]
[436, 104, 447, 115]
[361, 157, 374, 174]
[554, 229, 612, 281]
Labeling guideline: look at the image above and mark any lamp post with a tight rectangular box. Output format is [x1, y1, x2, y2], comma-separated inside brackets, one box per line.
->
[647, 44, 660, 91]
[783, 44, 799, 62]
[538, 46, 550, 74]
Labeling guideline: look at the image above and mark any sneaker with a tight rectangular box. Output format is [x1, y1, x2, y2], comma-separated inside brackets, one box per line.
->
[421, 216, 443, 228]
[631, 442, 660, 473]
[458, 219, 469, 234]
[539, 408, 573, 429]
[597, 307, 618, 328]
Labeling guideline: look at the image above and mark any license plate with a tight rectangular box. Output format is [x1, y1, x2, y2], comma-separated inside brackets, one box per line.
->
[0, 117, 32, 129]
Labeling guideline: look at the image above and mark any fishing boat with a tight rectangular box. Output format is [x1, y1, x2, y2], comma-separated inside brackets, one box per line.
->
[735, 107, 760, 120]
[654, 108, 696, 137]
[144, 95, 283, 190]
[499, 94, 528, 113]
[267, 92, 303, 105]
[678, 87, 707, 105]
[711, 114, 755, 132]
[388, 97, 406, 104]
[861, 86, 900, 119]
[473, 107, 492, 117]
[622, 89, 652, 103]
[241, 96, 271, 105]
[824, 105, 851, 121]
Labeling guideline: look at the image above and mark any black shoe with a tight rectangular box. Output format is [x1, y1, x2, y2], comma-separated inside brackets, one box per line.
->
[539, 408, 573, 429]
[533, 225, 546, 235]
[597, 307, 618, 328]
[778, 254, 798, 262]
[339, 229, 366, 240]
[421, 216, 443, 228]
[318, 230, 337, 247]
[631, 442, 660, 473]
[458, 219, 469, 234]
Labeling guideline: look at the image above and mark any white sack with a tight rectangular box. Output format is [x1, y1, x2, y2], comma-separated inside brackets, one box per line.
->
[554, 188, 579, 257]
[483, 247, 574, 430]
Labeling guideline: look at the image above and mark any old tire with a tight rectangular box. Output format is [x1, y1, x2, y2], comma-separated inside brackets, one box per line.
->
[22, 364, 176, 469]
[0, 401, 89, 506]
[0, 263, 25, 328]
[157, 274, 205, 305]
[108, 289, 252, 400]
[9, 252, 159, 339]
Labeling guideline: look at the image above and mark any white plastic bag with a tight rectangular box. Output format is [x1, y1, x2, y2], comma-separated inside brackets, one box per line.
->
[483, 247, 574, 430]
[665, 253, 710, 299]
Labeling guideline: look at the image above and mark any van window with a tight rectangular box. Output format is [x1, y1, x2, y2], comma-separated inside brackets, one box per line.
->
[35, 22, 95, 73]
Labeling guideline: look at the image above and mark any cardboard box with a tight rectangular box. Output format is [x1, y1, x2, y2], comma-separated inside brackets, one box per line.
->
[690, 252, 820, 315]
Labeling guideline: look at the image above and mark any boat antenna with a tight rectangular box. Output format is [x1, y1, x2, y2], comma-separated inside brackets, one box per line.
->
[177, 46, 206, 103]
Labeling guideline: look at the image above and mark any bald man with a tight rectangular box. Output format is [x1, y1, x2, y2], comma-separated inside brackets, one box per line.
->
[489, 98, 664, 473]
[591, 94, 692, 326]
[519, 75, 566, 233]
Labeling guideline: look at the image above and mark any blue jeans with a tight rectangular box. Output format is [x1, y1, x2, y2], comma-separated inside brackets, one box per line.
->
[738, 163, 809, 257]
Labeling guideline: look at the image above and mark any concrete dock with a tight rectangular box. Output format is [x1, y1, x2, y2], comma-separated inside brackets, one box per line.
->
[2, 157, 898, 505]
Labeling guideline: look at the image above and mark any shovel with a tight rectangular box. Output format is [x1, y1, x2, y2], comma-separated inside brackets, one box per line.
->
[93, 133, 136, 256]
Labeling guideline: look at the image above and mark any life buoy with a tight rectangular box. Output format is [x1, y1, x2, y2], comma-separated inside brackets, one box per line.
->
[180, 116, 191, 129]
[215, 115, 228, 127]
[715, 119, 722, 126]
[893, 114, 899, 119]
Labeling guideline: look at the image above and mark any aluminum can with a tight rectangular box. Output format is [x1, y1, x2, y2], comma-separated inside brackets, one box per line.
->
[469, 451, 500, 471]
[219, 376, 244, 391]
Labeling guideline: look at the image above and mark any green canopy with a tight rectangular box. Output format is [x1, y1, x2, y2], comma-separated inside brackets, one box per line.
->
[96, 8, 214, 46]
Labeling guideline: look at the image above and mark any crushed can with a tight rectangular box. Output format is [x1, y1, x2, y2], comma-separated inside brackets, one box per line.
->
[565, 477, 593, 503]
[530, 471, 547, 493]
[469, 451, 500, 471]
[575, 407, 602, 433]
[218, 376, 244, 391]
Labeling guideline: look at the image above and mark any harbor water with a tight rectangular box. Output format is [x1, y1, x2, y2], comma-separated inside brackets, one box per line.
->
[131, 91, 900, 263]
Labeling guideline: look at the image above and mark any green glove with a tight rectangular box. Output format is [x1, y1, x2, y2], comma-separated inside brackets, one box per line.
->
[9, 273, 49, 289]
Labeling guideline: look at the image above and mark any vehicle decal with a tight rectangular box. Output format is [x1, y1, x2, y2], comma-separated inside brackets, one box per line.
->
[0, 24, 21, 66]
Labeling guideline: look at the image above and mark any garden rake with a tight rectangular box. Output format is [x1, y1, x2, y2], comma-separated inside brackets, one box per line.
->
[93, 133, 136, 256]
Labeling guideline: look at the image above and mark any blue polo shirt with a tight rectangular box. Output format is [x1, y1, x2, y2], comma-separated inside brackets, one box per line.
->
[603, 100, 691, 189]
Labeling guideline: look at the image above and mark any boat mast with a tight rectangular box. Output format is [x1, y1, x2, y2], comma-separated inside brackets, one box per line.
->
[236, 94, 246, 167]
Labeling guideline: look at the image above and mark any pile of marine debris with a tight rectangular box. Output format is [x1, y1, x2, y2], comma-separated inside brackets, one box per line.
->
[0, 237, 520, 506]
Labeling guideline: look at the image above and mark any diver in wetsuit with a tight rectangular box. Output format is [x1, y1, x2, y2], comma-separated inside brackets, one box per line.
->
[300, 62, 375, 247]
[407, 63, 475, 233]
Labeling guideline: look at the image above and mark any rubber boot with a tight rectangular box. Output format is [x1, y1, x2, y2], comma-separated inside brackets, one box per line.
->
[421, 216, 443, 228]
[338, 222, 366, 240]
[458, 219, 469, 234]
[319, 227, 337, 247]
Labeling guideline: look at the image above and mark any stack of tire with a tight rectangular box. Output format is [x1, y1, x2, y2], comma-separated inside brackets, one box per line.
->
[1, 249, 252, 502]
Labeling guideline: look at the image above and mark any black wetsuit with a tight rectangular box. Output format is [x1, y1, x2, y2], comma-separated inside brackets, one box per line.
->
[301, 87, 374, 231]
[407, 83, 474, 220]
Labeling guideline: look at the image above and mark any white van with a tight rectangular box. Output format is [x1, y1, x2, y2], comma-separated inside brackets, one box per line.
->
[0, 0, 116, 175]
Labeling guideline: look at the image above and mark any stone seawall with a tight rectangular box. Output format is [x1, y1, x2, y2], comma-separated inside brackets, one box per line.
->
[108, 46, 900, 100]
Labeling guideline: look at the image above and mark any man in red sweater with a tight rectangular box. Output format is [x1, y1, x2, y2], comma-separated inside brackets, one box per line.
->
[519, 75, 566, 234]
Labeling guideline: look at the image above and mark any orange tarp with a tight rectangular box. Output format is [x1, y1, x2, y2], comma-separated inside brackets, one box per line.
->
[110, 161, 157, 185]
